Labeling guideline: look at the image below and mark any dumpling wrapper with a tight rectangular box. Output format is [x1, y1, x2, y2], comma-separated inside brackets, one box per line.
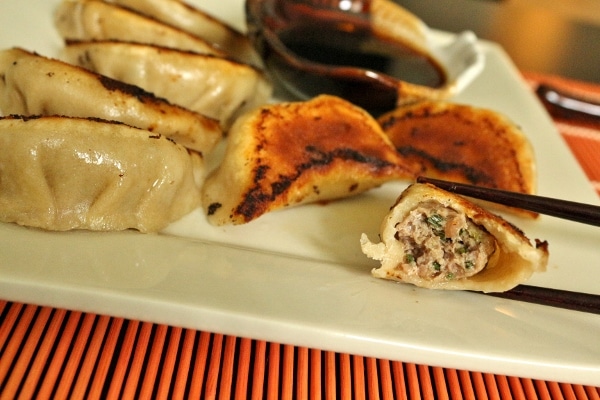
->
[202, 95, 417, 225]
[103, 0, 260, 65]
[0, 47, 222, 154]
[61, 41, 272, 128]
[361, 183, 548, 292]
[0, 115, 203, 233]
[54, 0, 225, 56]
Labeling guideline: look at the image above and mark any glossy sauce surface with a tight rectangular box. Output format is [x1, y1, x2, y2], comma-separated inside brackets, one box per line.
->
[278, 24, 446, 88]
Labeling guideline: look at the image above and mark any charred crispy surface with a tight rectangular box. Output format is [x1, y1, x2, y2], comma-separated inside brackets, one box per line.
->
[234, 144, 399, 221]
[97, 74, 163, 104]
[378, 101, 537, 205]
[202, 95, 417, 225]
[233, 105, 412, 221]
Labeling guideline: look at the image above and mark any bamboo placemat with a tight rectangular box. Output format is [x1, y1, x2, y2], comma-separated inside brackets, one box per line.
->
[1, 301, 599, 399]
[1, 73, 599, 399]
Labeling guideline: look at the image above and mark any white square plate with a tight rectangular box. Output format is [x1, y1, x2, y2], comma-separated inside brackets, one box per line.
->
[1, 0, 599, 386]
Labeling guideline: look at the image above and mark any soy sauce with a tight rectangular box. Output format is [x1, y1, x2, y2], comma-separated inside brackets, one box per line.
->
[278, 24, 446, 89]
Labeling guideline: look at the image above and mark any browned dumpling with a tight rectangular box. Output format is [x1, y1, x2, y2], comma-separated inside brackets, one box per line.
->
[0, 115, 203, 233]
[0, 47, 222, 154]
[54, 0, 225, 56]
[378, 101, 538, 217]
[361, 183, 549, 293]
[202, 95, 417, 225]
[61, 41, 272, 128]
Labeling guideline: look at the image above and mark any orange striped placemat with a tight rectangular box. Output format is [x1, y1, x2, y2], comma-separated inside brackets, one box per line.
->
[523, 71, 600, 196]
[1, 74, 599, 399]
[0, 301, 598, 399]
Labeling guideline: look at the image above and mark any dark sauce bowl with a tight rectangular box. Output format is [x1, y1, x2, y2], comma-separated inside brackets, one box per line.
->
[245, 0, 484, 113]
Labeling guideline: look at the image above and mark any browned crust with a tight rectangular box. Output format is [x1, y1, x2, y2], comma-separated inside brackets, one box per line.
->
[203, 95, 418, 224]
[378, 101, 538, 217]
[236, 97, 416, 221]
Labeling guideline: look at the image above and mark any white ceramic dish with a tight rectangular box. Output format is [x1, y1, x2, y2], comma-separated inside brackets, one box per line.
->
[0, 0, 599, 386]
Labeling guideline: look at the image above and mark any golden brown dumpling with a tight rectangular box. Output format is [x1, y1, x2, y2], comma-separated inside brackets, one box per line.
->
[0, 115, 203, 233]
[202, 95, 417, 225]
[378, 101, 537, 217]
[361, 183, 548, 292]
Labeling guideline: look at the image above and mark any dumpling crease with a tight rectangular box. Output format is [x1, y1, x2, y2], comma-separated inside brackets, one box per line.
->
[0, 47, 222, 154]
[0, 115, 203, 233]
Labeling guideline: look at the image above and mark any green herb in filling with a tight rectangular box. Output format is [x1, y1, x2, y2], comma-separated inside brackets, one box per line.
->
[426, 214, 446, 240]
[456, 246, 468, 255]
[426, 214, 444, 228]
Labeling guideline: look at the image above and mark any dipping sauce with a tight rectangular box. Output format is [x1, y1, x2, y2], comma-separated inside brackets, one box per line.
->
[245, 0, 457, 112]
[278, 24, 447, 89]
[246, 0, 483, 113]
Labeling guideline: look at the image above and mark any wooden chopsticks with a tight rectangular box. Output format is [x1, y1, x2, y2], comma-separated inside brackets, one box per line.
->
[485, 285, 600, 315]
[416, 176, 600, 227]
[416, 176, 600, 314]
[536, 83, 600, 126]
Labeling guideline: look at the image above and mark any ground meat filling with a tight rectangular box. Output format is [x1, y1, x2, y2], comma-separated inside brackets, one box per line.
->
[394, 200, 496, 282]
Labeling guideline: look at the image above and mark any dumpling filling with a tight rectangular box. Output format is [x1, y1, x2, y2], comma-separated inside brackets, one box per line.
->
[395, 200, 496, 282]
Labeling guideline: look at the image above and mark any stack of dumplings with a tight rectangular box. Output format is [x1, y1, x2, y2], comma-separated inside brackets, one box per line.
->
[55, 0, 271, 128]
[0, 0, 272, 232]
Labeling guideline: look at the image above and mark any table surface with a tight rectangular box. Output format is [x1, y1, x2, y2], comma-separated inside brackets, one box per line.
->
[395, 0, 600, 85]
[1, 72, 599, 399]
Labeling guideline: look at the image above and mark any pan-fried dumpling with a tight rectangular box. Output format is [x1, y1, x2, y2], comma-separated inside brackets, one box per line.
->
[103, 0, 260, 65]
[0, 47, 222, 154]
[378, 101, 538, 217]
[61, 41, 272, 128]
[202, 95, 417, 225]
[54, 0, 225, 56]
[361, 183, 548, 292]
[0, 115, 203, 233]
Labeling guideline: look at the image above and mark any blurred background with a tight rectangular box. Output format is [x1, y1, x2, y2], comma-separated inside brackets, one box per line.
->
[393, 0, 600, 83]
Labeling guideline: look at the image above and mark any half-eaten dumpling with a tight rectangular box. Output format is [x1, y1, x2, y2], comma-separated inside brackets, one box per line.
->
[61, 40, 272, 128]
[361, 183, 548, 292]
[0, 47, 222, 154]
[54, 0, 225, 56]
[0, 115, 203, 233]
[202, 95, 417, 225]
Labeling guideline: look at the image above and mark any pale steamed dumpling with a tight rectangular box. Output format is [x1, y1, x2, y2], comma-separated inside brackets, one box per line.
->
[61, 41, 272, 128]
[0, 115, 204, 233]
[54, 0, 225, 56]
[103, 0, 260, 65]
